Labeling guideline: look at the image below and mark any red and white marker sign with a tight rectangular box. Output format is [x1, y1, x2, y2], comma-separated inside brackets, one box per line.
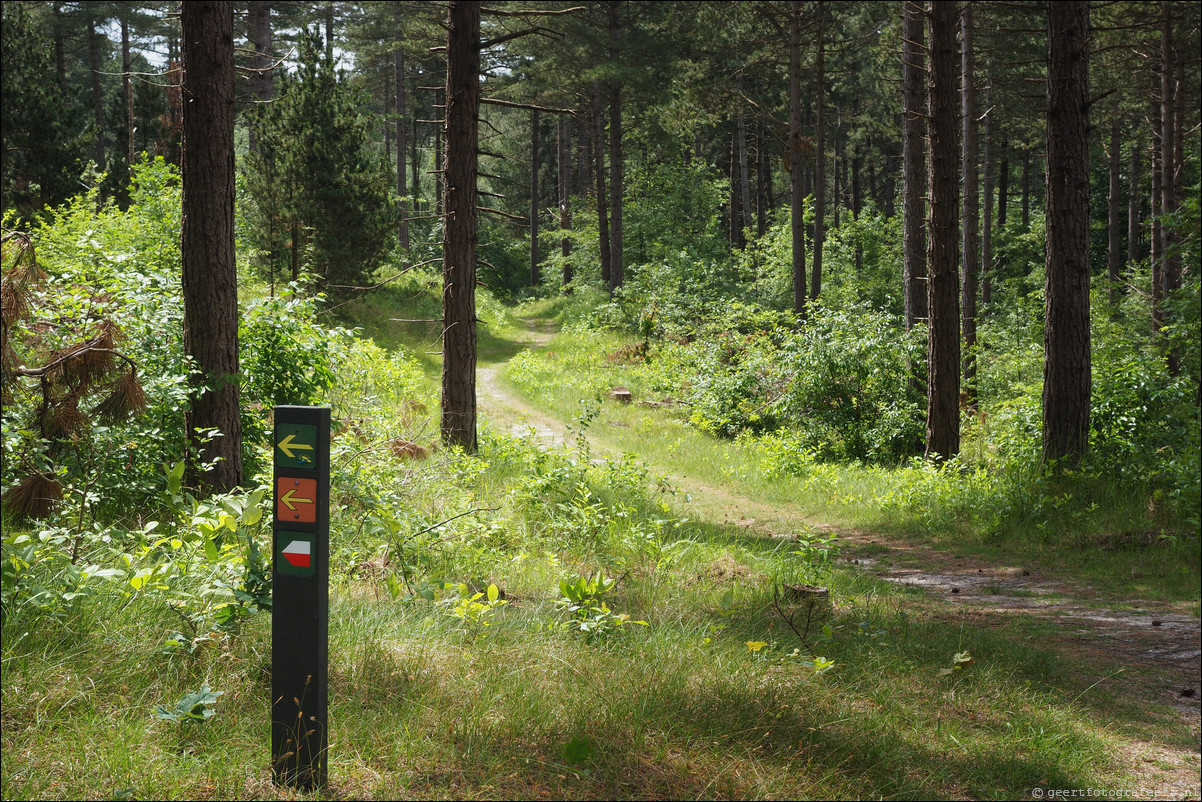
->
[281, 539, 312, 568]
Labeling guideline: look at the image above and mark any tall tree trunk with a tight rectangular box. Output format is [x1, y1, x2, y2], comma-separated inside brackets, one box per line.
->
[324, 1, 334, 64]
[902, 0, 926, 330]
[607, 2, 624, 290]
[530, 109, 540, 286]
[811, 1, 826, 303]
[1161, 3, 1182, 374]
[89, 18, 106, 194]
[755, 119, 768, 237]
[441, 0, 480, 453]
[1150, 81, 1163, 332]
[788, 0, 807, 316]
[1107, 103, 1123, 303]
[576, 107, 590, 198]
[248, 2, 273, 102]
[960, 3, 978, 397]
[737, 107, 753, 237]
[592, 79, 611, 288]
[1042, 1, 1091, 464]
[852, 146, 862, 274]
[434, 91, 443, 217]
[181, 0, 242, 492]
[925, 0, 960, 462]
[394, 6, 410, 251]
[1127, 140, 1141, 269]
[981, 98, 994, 309]
[558, 115, 573, 287]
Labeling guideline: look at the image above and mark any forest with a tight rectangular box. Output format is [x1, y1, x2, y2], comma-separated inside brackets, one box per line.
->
[1, 1, 1199, 799]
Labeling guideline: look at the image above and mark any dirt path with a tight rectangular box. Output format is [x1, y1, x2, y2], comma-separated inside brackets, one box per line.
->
[476, 317, 1201, 791]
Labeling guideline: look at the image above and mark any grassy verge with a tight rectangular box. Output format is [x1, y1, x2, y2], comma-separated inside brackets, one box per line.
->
[498, 313, 1201, 606]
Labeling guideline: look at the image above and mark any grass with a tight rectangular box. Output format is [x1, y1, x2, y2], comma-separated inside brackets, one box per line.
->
[496, 311, 1201, 606]
[3, 283, 1198, 800]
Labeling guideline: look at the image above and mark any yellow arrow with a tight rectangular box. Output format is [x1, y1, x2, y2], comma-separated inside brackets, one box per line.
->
[281, 488, 313, 511]
[277, 433, 314, 460]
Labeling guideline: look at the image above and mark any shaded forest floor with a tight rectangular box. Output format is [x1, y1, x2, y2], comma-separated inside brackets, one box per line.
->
[479, 314, 1201, 798]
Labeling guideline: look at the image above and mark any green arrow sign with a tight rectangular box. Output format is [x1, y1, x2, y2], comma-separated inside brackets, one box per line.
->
[275, 423, 317, 469]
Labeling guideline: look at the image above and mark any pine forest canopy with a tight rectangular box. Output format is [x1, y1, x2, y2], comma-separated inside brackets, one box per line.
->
[1, 0, 1198, 470]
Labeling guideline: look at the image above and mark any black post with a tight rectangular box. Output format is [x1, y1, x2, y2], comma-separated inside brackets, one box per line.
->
[271, 406, 330, 789]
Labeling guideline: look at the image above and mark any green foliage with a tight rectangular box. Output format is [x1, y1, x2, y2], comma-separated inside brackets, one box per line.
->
[555, 569, 647, 643]
[448, 582, 508, 638]
[153, 682, 223, 725]
[0, 3, 79, 219]
[243, 29, 394, 292]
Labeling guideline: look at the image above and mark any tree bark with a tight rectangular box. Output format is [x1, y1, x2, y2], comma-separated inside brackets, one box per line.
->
[811, 1, 826, 303]
[248, 2, 273, 102]
[395, 5, 410, 251]
[1042, 0, 1091, 464]
[1161, 2, 1182, 374]
[441, 0, 480, 453]
[902, 0, 926, 330]
[181, 0, 242, 492]
[530, 108, 540, 286]
[960, 3, 978, 396]
[788, 0, 807, 316]
[607, 1, 624, 290]
[925, 0, 960, 462]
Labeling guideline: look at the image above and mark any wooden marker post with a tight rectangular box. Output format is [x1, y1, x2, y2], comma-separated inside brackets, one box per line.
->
[271, 406, 330, 788]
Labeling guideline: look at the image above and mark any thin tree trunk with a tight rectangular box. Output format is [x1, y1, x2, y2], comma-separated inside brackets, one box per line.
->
[1127, 140, 1141, 268]
[811, 1, 826, 303]
[248, 2, 273, 101]
[181, 0, 242, 492]
[1021, 147, 1030, 231]
[1042, 0, 1091, 464]
[852, 147, 862, 274]
[997, 154, 1008, 228]
[789, 0, 807, 316]
[1163, 4, 1183, 374]
[755, 121, 768, 237]
[530, 109, 540, 286]
[960, 3, 978, 397]
[1107, 103, 1123, 303]
[925, 0, 960, 462]
[558, 114, 573, 287]
[592, 79, 611, 288]
[324, 1, 334, 64]
[122, 13, 134, 187]
[902, 0, 926, 329]
[89, 18, 106, 192]
[737, 108, 752, 236]
[982, 98, 994, 309]
[607, 1, 624, 290]
[441, 0, 480, 453]
[395, 6, 410, 251]
[1150, 81, 1163, 332]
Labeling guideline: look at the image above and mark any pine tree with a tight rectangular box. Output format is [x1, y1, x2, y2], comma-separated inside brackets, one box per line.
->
[244, 29, 394, 292]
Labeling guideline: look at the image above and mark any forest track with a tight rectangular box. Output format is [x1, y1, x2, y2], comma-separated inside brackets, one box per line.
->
[476, 317, 1201, 789]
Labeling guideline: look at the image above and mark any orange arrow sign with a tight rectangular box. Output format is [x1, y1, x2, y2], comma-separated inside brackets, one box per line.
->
[276, 477, 317, 523]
